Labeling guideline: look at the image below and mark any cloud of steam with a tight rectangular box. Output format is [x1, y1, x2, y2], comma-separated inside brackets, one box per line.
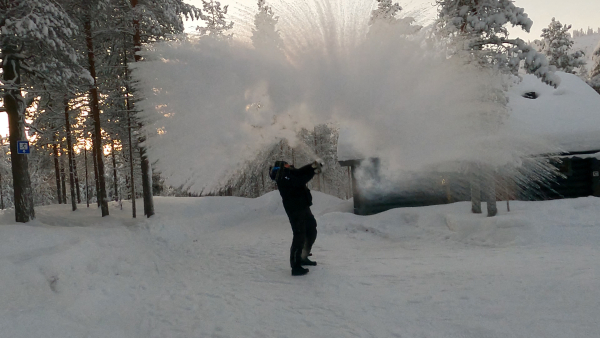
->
[134, 0, 555, 193]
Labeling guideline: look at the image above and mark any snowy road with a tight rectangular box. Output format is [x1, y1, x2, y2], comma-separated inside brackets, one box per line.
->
[1, 193, 599, 338]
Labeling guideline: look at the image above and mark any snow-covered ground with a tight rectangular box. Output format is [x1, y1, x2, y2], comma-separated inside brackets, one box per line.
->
[1, 192, 599, 338]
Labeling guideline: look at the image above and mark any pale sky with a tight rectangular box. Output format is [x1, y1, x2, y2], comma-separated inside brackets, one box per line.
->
[186, 0, 600, 42]
[508, 0, 600, 41]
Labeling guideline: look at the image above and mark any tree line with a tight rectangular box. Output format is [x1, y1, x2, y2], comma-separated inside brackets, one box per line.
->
[0, 0, 207, 222]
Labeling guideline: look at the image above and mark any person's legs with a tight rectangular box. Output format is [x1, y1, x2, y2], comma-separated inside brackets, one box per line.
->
[288, 210, 307, 273]
[302, 209, 317, 261]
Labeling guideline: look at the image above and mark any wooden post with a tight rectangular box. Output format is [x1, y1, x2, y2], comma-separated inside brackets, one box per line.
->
[505, 174, 511, 212]
[347, 167, 352, 200]
[470, 164, 482, 214]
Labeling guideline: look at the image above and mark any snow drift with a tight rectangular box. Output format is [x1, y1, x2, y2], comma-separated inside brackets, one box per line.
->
[1, 193, 599, 337]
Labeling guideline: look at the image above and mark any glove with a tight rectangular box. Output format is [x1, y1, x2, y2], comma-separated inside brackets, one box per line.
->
[311, 159, 324, 174]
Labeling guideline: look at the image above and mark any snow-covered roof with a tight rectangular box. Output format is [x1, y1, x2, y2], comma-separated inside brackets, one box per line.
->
[506, 71, 600, 152]
[338, 72, 600, 162]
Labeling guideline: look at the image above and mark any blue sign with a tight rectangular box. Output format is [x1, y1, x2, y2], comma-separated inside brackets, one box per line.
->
[17, 140, 30, 154]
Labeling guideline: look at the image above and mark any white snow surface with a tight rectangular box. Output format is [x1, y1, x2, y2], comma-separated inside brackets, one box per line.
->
[1, 193, 599, 338]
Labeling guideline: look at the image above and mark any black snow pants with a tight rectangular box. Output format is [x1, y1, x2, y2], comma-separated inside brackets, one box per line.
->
[287, 207, 317, 268]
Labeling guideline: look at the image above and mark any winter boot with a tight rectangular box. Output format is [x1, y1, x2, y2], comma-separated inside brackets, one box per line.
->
[300, 257, 317, 266]
[291, 266, 309, 276]
[300, 248, 317, 266]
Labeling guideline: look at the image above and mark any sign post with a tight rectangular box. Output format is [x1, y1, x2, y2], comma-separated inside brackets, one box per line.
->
[16, 141, 30, 154]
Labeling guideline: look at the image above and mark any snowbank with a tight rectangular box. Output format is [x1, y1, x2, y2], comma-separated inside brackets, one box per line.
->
[1, 194, 599, 338]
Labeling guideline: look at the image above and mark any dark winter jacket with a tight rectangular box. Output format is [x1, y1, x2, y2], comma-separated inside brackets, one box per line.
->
[270, 163, 315, 214]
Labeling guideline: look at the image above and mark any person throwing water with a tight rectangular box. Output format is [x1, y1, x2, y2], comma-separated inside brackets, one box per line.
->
[270, 160, 324, 276]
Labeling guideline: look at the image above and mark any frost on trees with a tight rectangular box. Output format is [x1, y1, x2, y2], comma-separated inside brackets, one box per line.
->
[128, 0, 202, 217]
[251, 0, 284, 53]
[218, 125, 351, 199]
[131, 0, 200, 37]
[435, 0, 560, 88]
[197, 0, 234, 39]
[538, 18, 586, 74]
[1, 0, 84, 222]
[368, 0, 421, 36]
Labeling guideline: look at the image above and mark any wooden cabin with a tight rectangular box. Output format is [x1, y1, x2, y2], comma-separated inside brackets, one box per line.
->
[338, 72, 600, 215]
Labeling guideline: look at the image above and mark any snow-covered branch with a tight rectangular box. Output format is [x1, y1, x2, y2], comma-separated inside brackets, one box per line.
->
[436, 0, 559, 87]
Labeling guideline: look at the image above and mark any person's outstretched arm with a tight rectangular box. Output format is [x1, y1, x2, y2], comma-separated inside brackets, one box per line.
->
[281, 164, 315, 187]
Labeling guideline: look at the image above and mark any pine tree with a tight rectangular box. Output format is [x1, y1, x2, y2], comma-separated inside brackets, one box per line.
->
[539, 18, 586, 74]
[251, 0, 284, 52]
[1, 0, 85, 222]
[436, 0, 559, 87]
[83, 10, 111, 216]
[368, 0, 421, 35]
[48, 0, 201, 217]
[128, 0, 201, 217]
[369, 0, 402, 24]
[197, 0, 234, 39]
